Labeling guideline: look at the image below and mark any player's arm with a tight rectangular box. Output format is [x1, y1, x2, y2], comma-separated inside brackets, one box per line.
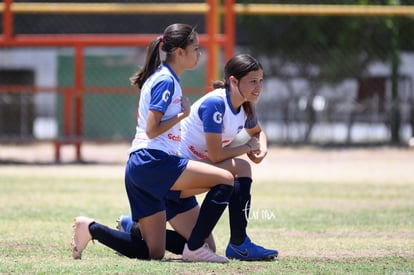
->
[146, 103, 190, 139]
[145, 77, 190, 139]
[200, 96, 252, 163]
[205, 132, 252, 163]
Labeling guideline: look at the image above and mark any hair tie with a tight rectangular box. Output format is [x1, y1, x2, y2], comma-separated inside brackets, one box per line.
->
[159, 35, 164, 42]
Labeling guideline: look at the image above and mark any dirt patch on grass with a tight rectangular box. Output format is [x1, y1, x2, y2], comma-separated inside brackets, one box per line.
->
[1, 143, 414, 184]
[253, 146, 414, 184]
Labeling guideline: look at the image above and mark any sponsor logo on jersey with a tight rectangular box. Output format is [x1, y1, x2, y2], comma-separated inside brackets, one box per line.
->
[167, 133, 181, 142]
[189, 145, 208, 159]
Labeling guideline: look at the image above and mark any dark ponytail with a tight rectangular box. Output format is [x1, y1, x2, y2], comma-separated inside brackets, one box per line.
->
[130, 37, 163, 89]
[130, 23, 197, 90]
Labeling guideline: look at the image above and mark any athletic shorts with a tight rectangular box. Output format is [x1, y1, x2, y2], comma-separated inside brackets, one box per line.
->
[125, 148, 189, 221]
[165, 195, 198, 221]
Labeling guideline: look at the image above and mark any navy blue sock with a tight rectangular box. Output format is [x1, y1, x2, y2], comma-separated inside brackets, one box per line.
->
[166, 229, 186, 255]
[187, 184, 233, 250]
[89, 222, 149, 259]
[129, 221, 186, 255]
[229, 177, 252, 245]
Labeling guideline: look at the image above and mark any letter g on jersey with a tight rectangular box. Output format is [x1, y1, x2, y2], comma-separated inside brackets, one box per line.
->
[213, 111, 223, 124]
[162, 90, 171, 102]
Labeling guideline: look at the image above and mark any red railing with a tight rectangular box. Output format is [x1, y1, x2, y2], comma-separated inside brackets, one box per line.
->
[0, 0, 235, 162]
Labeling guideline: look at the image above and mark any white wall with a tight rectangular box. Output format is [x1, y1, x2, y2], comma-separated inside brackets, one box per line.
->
[0, 48, 58, 138]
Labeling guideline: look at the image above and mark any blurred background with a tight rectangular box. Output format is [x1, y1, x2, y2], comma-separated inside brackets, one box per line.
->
[1, 0, 414, 162]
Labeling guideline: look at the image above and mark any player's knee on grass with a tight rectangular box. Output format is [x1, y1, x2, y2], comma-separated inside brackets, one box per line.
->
[148, 249, 165, 260]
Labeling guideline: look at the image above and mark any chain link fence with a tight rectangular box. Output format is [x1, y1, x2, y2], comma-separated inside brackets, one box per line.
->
[235, 1, 414, 145]
[1, 1, 414, 151]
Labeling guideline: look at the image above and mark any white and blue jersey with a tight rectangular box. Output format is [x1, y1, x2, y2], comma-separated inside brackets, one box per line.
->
[129, 64, 182, 156]
[180, 88, 257, 160]
[126, 64, 190, 220]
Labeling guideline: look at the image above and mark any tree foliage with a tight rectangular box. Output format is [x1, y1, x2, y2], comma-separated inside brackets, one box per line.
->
[237, 3, 414, 84]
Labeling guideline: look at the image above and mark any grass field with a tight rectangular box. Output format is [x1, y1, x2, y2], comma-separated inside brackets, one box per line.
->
[0, 145, 413, 274]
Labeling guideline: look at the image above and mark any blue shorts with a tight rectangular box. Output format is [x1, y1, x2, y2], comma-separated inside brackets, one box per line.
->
[166, 195, 198, 221]
[125, 148, 188, 221]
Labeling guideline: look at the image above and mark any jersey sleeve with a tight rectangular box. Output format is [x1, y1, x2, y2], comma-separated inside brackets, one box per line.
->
[149, 75, 175, 114]
[198, 96, 226, 133]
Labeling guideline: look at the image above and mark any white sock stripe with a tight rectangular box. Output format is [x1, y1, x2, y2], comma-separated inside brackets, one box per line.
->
[211, 200, 229, 205]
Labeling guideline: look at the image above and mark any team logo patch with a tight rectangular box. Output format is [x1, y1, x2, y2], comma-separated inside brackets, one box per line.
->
[162, 90, 171, 102]
[213, 111, 223, 124]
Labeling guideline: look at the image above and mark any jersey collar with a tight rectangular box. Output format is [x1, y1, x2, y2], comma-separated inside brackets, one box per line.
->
[226, 88, 240, 115]
[162, 63, 180, 83]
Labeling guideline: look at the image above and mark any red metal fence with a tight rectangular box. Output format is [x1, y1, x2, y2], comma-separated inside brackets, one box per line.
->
[2, 2, 414, 162]
[0, 0, 235, 162]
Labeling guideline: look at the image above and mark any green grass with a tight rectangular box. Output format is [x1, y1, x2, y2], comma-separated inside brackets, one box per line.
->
[0, 166, 413, 274]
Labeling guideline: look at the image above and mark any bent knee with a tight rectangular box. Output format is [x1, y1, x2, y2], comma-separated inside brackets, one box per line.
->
[221, 170, 234, 186]
[146, 242, 165, 260]
[148, 249, 165, 260]
[234, 158, 252, 177]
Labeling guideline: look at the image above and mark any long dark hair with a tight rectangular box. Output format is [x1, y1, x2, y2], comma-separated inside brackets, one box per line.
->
[130, 23, 197, 89]
[213, 54, 263, 122]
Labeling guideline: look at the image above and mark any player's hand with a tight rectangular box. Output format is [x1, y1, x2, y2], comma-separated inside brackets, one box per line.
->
[246, 137, 260, 152]
[181, 96, 191, 118]
[247, 148, 267, 164]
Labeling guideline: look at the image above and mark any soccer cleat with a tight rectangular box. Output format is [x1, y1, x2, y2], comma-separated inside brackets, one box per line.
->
[116, 215, 142, 239]
[115, 215, 134, 233]
[182, 243, 229, 263]
[225, 236, 278, 261]
[71, 216, 94, 260]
